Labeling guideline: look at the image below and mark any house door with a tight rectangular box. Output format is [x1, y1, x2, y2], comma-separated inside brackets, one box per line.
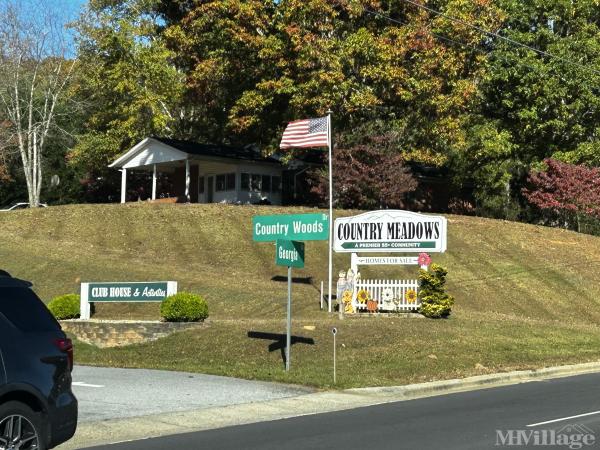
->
[198, 176, 205, 202]
[207, 176, 214, 203]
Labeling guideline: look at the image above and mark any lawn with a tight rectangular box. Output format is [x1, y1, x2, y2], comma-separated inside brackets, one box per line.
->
[2, 203, 600, 388]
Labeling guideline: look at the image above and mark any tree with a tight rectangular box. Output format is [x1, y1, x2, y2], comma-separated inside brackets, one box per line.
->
[69, 0, 185, 200]
[0, 0, 75, 206]
[522, 158, 600, 231]
[160, 0, 503, 160]
[308, 132, 417, 209]
[477, 2, 600, 173]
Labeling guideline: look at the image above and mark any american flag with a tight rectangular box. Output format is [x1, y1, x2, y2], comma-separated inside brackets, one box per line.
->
[280, 116, 329, 149]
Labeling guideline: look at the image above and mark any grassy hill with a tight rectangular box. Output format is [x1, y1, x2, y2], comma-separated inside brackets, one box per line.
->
[2, 203, 600, 388]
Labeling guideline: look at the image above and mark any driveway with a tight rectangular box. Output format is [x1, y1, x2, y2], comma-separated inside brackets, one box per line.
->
[72, 365, 314, 422]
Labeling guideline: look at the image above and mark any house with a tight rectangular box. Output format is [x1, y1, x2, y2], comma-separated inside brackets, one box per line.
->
[109, 137, 319, 205]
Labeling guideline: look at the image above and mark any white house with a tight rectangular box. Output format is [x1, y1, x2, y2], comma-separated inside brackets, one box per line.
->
[109, 137, 314, 205]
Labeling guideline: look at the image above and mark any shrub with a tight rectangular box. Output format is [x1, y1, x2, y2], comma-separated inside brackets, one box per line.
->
[418, 264, 454, 318]
[160, 292, 208, 322]
[48, 294, 80, 320]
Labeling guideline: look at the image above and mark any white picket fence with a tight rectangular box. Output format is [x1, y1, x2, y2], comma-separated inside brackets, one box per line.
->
[353, 279, 420, 312]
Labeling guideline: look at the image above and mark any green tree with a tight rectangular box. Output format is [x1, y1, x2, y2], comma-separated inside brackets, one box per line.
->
[159, 0, 502, 163]
[468, 0, 600, 214]
[70, 0, 185, 196]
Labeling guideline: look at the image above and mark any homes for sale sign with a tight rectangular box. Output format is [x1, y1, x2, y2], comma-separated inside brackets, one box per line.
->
[334, 210, 447, 253]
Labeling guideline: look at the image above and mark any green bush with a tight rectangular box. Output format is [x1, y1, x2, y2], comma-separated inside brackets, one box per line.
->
[418, 264, 455, 318]
[160, 292, 209, 322]
[47, 294, 80, 320]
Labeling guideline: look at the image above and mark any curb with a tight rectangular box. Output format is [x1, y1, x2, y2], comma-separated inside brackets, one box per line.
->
[56, 361, 600, 449]
[347, 361, 600, 398]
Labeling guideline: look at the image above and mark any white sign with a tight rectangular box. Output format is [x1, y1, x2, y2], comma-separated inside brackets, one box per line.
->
[79, 281, 177, 320]
[353, 255, 418, 266]
[334, 210, 447, 253]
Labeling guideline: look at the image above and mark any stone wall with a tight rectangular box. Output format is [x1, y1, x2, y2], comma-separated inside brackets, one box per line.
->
[60, 319, 206, 348]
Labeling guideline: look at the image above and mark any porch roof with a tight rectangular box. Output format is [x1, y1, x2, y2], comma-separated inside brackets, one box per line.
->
[109, 137, 281, 170]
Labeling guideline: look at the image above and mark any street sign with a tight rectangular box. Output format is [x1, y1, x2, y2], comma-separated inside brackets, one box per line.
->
[253, 213, 329, 242]
[275, 240, 305, 268]
[252, 213, 324, 372]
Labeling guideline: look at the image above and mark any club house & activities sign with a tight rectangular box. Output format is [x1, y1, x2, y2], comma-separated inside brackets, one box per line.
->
[80, 281, 177, 319]
[89, 282, 171, 301]
[334, 210, 447, 253]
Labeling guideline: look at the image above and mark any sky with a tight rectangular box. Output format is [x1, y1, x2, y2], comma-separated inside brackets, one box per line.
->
[18, 0, 87, 22]
[16, 0, 88, 56]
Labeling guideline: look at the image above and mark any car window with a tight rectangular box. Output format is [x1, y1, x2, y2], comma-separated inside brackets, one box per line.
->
[0, 287, 60, 332]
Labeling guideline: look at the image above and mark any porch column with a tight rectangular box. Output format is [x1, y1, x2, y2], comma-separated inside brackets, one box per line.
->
[120, 168, 127, 204]
[152, 164, 157, 200]
[185, 159, 190, 202]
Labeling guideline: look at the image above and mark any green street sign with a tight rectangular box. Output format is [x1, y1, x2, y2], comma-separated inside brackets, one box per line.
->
[275, 240, 305, 268]
[253, 213, 329, 242]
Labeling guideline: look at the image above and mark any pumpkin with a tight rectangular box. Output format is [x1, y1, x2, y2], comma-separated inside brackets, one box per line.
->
[366, 299, 378, 312]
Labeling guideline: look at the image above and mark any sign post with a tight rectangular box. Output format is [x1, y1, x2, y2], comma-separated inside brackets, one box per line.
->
[332, 327, 337, 384]
[286, 266, 292, 371]
[275, 239, 304, 371]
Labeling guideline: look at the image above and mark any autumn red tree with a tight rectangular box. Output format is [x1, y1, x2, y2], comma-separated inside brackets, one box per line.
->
[309, 134, 417, 209]
[523, 159, 600, 231]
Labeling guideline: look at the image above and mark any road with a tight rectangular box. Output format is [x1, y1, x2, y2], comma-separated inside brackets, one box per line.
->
[84, 372, 600, 449]
[71, 365, 313, 422]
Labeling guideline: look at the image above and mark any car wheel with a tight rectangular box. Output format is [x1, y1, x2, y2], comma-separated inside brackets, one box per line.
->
[0, 401, 46, 450]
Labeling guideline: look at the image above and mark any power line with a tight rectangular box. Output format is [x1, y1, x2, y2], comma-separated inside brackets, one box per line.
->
[372, 0, 600, 77]
[363, 8, 566, 86]
[364, 8, 484, 56]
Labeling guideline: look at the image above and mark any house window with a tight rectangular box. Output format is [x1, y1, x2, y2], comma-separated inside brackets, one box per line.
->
[241, 173, 280, 192]
[272, 176, 281, 193]
[262, 175, 271, 192]
[216, 173, 235, 192]
[227, 173, 236, 190]
[251, 174, 261, 191]
[199, 176, 205, 194]
[216, 174, 226, 191]
[241, 173, 250, 191]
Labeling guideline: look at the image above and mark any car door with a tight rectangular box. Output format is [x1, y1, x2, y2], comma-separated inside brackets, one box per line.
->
[0, 323, 6, 385]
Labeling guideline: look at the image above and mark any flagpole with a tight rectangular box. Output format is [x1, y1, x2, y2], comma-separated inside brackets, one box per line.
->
[327, 110, 333, 314]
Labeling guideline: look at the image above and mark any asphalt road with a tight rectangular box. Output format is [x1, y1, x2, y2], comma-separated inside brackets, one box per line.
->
[85, 372, 600, 449]
[71, 365, 313, 422]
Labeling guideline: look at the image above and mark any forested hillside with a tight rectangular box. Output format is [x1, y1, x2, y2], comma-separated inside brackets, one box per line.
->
[1, 1, 600, 230]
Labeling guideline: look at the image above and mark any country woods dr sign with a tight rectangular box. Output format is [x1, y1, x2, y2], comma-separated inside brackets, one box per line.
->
[252, 213, 329, 241]
[334, 210, 447, 253]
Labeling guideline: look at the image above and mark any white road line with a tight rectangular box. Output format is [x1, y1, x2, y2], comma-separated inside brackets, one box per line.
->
[527, 411, 600, 427]
[72, 381, 105, 388]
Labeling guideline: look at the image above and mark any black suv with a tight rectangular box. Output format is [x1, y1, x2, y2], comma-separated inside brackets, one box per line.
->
[0, 271, 77, 449]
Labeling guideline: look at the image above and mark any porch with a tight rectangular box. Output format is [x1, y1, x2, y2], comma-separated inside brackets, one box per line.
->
[109, 137, 284, 205]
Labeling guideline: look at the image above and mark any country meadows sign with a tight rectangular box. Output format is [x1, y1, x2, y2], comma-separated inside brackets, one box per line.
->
[79, 281, 178, 320]
[334, 210, 447, 253]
